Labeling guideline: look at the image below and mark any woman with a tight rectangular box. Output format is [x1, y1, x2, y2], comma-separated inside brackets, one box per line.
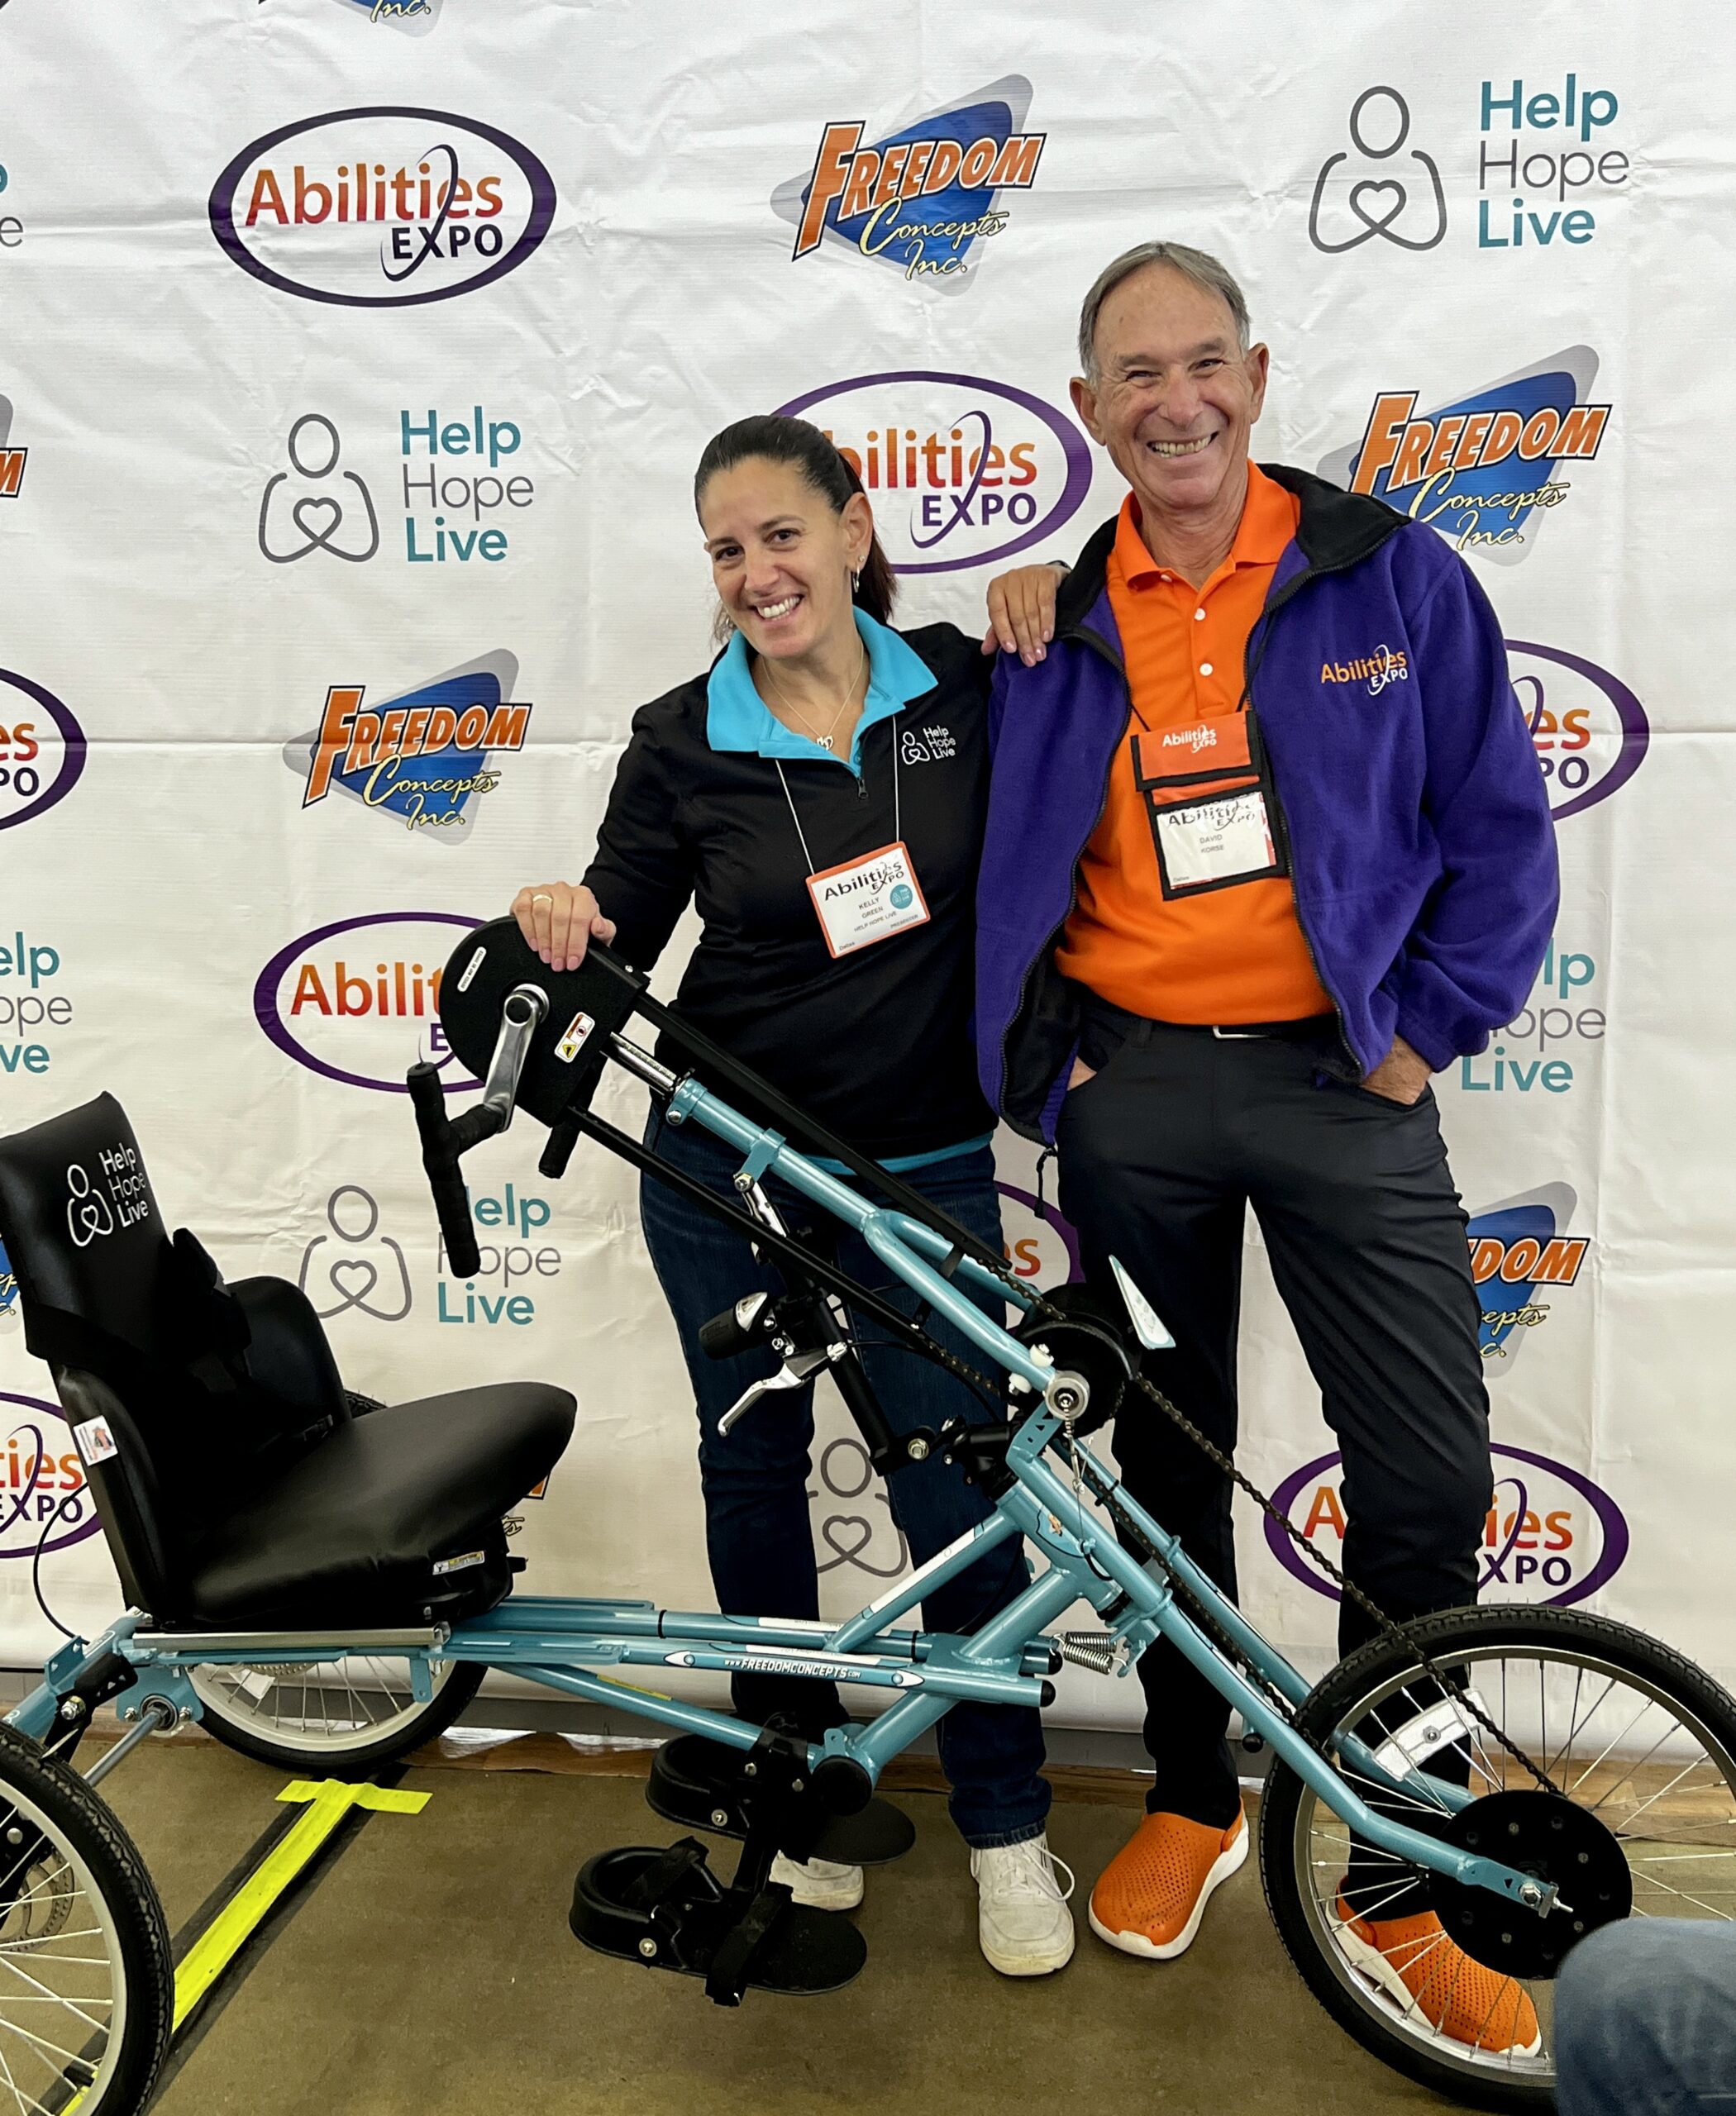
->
[513, 414, 1070, 1977]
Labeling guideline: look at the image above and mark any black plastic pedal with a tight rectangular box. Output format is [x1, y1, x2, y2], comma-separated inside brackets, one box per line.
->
[646, 1735, 915, 1866]
[570, 1842, 866, 2001]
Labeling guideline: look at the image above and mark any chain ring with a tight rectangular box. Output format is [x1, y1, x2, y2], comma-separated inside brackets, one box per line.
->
[1427, 1790, 1631, 1979]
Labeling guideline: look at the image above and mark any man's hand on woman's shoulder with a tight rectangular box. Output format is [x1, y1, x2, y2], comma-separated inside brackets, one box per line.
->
[981, 563, 1068, 666]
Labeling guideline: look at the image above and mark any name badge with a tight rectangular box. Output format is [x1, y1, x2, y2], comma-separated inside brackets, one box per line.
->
[1151, 790, 1280, 894]
[805, 840, 931, 958]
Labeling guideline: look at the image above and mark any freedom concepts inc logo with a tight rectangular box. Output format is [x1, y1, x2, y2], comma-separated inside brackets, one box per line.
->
[1268, 1442, 1628, 1608]
[772, 78, 1044, 286]
[1467, 1182, 1589, 1371]
[282, 651, 529, 839]
[777, 374, 1090, 572]
[0, 1395, 104, 1560]
[210, 108, 555, 307]
[0, 397, 26, 498]
[0, 673, 86, 832]
[1319, 347, 1608, 564]
[255, 911, 477, 1093]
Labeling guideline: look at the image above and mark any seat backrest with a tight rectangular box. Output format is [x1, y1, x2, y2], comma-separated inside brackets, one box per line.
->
[0, 1094, 347, 1618]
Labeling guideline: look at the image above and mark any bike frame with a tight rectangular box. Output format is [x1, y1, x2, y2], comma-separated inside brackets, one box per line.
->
[6, 1072, 1556, 1918]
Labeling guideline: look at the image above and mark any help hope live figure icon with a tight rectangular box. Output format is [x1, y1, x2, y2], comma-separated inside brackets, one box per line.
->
[975, 244, 1557, 2046]
[510, 414, 1080, 1980]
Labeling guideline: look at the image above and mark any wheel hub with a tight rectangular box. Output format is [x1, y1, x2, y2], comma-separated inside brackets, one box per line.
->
[1427, 1789, 1631, 1979]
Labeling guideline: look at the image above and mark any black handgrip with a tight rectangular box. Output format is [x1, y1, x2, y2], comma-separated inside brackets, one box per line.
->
[538, 1114, 581, 1181]
[408, 1062, 480, 1278]
[699, 1297, 768, 1361]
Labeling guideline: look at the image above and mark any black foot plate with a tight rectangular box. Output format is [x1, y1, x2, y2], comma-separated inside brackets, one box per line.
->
[648, 1735, 915, 1865]
[571, 1843, 866, 1998]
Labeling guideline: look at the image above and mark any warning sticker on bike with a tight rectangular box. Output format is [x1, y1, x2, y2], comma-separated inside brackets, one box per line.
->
[74, 1417, 118, 1465]
[432, 1549, 485, 1576]
[556, 1009, 597, 1063]
[456, 947, 487, 994]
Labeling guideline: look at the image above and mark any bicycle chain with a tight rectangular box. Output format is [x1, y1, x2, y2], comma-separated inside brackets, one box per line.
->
[906, 1266, 1558, 1799]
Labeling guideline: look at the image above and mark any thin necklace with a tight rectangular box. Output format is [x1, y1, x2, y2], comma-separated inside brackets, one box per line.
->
[760, 635, 869, 752]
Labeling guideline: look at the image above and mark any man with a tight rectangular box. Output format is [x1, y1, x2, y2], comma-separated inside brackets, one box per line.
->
[975, 243, 1557, 2048]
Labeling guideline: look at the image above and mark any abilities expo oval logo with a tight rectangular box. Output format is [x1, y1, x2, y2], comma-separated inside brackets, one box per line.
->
[776, 371, 1092, 573]
[209, 107, 556, 307]
[1266, 1442, 1629, 1608]
[0, 671, 86, 832]
[255, 912, 479, 1094]
[0, 1394, 103, 1561]
[1509, 640, 1648, 822]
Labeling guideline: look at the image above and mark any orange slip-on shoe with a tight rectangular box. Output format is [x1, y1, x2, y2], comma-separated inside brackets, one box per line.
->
[1333, 1897, 1543, 2056]
[1087, 1808, 1248, 1960]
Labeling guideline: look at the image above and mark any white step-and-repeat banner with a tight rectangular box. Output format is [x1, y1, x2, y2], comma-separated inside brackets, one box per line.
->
[3, 0, 1732, 1724]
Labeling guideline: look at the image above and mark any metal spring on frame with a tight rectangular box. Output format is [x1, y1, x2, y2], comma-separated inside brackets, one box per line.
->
[1056, 1631, 1126, 1675]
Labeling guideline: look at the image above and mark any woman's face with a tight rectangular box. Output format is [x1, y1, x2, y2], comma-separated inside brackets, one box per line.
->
[699, 457, 871, 662]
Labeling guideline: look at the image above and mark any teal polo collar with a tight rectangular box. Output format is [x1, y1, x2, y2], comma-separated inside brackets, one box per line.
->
[705, 610, 937, 777]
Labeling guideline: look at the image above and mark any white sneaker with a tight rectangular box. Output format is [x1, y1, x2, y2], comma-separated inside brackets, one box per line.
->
[769, 1852, 864, 1911]
[970, 1833, 1077, 1976]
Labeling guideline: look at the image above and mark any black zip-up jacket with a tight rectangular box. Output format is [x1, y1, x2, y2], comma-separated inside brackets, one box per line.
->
[582, 623, 997, 1160]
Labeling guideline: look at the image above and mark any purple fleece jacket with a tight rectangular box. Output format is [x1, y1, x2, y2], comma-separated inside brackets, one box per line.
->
[975, 464, 1559, 1143]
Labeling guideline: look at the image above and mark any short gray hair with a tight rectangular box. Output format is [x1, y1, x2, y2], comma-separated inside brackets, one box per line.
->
[1076, 242, 1251, 379]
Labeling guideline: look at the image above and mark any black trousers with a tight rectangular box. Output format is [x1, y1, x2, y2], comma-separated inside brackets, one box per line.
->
[1056, 1001, 1490, 1840]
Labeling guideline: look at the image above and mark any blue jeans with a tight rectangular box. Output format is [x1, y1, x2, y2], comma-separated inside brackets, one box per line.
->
[637, 1112, 1051, 1849]
[1556, 1919, 1736, 2114]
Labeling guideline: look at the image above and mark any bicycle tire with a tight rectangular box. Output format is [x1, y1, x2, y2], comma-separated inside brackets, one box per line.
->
[1259, 1604, 1736, 2112]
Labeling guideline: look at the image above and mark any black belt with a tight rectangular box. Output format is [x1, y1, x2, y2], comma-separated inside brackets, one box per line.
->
[1080, 994, 1339, 1049]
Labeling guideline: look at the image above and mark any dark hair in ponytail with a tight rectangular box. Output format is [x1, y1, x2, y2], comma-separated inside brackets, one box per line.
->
[694, 413, 898, 625]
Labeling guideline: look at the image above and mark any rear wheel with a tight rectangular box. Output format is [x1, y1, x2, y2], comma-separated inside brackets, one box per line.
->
[0, 1722, 170, 2115]
[188, 1656, 484, 1778]
[1260, 1605, 1736, 2112]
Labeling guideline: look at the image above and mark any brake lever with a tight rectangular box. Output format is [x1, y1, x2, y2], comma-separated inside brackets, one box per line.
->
[718, 1342, 846, 1436]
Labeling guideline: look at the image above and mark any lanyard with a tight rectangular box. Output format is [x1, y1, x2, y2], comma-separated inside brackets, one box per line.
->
[774, 722, 902, 878]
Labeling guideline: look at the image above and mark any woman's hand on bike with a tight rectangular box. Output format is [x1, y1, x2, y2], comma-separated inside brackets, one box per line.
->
[512, 881, 616, 973]
[981, 563, 1067, 666]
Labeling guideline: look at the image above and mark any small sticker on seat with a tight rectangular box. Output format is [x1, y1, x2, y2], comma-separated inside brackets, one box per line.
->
[432, 1549, 485, 1576]
[74, 1418, 118, 1465]
[556, 1010, 596, 1063]
[456, 947, 487, 993]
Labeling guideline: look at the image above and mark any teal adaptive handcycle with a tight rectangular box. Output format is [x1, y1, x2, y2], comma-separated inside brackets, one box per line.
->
[0, 918, 1731, 2115]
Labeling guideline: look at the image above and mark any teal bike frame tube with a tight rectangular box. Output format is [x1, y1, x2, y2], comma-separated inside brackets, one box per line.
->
[858, 1217, 1054, 1388]
[515, 1666, 798, 1759]
[844, 1561, 1086, 1780]
[880, 1211, 1040, 1315]
[1010, 1446, 1538, 1903]
[825, 1512, 1024, 1656]
[675, 1086, 1056, 1394]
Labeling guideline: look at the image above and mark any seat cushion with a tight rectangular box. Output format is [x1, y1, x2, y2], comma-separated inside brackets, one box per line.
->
[181, 1380, 575, 1628]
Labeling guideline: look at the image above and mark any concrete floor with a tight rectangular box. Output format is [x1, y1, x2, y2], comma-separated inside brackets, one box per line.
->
[97, 1737, 1448, 2116]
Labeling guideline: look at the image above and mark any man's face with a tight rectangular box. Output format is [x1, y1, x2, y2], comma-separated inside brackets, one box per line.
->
[1071, 265, 1269, 522]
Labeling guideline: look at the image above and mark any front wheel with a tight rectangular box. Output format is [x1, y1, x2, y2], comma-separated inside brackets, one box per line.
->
[1259, 1604, 1736, 2112]
[188, 1656, 484, 1778]
[0, 1722, 171, 2114]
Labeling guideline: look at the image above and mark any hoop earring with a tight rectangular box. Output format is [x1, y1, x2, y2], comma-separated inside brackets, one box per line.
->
[851, 565, 862, 592]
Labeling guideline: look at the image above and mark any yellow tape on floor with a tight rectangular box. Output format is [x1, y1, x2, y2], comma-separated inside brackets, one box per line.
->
[60, 1778, 428, 2113]
[171, 1779, 431, 2031]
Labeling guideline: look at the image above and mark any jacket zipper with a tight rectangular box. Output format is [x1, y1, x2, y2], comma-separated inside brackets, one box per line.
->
[1238, 556, 1375, 1079]
[999, 622, 1130, 1119]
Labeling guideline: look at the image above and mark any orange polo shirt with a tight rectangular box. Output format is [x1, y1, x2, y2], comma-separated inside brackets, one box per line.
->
[1054, 466, 1332, 1024]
